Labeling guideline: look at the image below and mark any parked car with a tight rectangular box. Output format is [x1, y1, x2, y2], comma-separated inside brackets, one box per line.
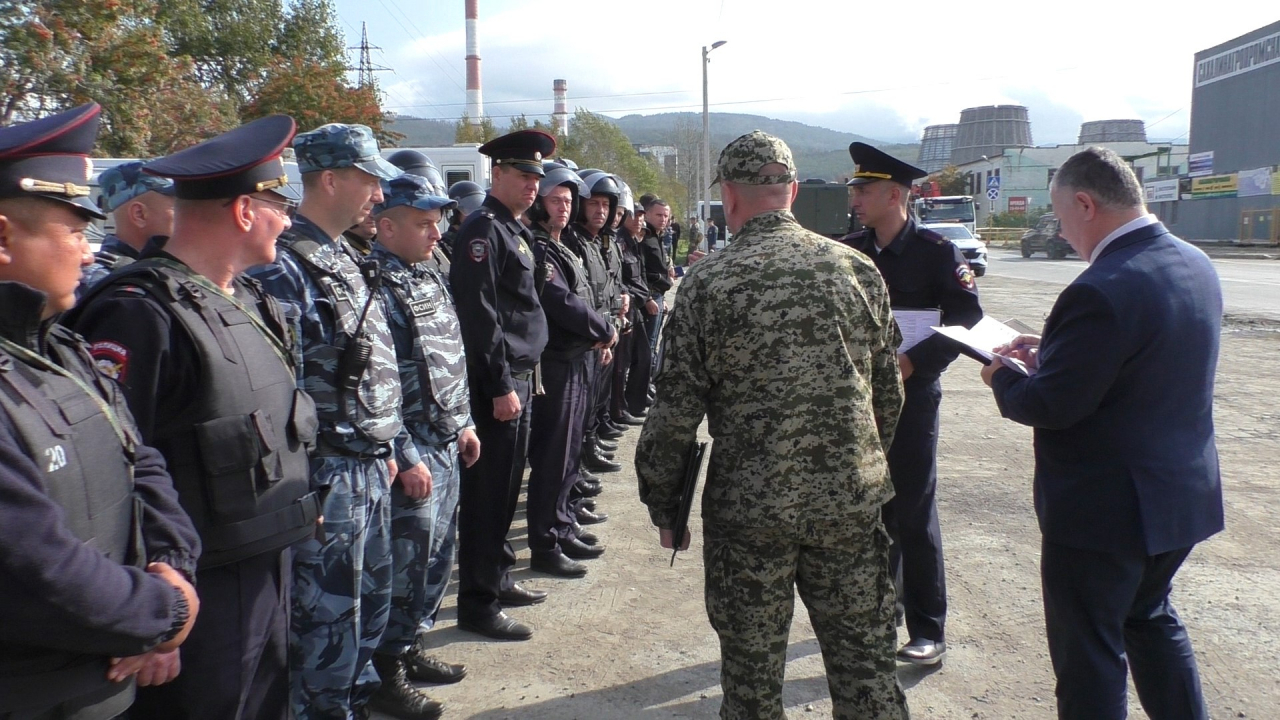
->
[1020, 214, 1075, 259]
[921, 223, 987, 277]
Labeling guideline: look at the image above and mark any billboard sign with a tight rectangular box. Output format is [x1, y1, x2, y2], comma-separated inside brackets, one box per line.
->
[1188, 151, 1215, 177]
[1238, 167, 1273, 197]
[1190, 173, 1238, 198]
[1144, 179, 1179, 203]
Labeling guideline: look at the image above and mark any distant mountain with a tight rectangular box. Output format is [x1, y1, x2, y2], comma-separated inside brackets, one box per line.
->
[386, 111, 921, 183]
[613, 112, 919, 182]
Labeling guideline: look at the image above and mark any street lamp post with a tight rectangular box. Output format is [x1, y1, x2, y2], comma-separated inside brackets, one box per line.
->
[702, 40, 726, 248]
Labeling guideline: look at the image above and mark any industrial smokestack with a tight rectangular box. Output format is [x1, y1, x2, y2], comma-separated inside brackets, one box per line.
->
[465, 0, 482, 126]
[553, 79, 568, 137]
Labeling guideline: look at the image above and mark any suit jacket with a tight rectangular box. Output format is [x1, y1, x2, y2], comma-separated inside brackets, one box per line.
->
[991, 222, 1224, 555]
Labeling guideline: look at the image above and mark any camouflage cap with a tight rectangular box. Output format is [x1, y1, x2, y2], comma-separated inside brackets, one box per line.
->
[712, 130, 796, 186]
[293, 123, 401, 180]
[98, 161, 174, 212]
[375, 173, 457, 215]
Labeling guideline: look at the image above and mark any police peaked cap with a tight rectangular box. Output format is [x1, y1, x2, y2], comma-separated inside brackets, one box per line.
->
[846, 142, 927, 187]
[0, 102, 105, 219]
[479, 130, 556, 176]
[144, 115, 298, 201]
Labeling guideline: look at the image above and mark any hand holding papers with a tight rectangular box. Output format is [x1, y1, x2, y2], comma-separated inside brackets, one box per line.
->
[931, 316, 1038, 376]
[892, 309, 941, 352]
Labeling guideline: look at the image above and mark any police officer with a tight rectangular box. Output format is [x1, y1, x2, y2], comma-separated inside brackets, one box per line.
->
[387, 151, 451, 276]
[637, 130, 909, 719]
[78, 161, 175, 295]
[442, 180, 484, 263]
[69, 115, 319, 720]
[565, 172, 625, 476]
[526, 167, 615, 580]
[614, 201, 653, 419]
[0, 102, 201, 719]
[367, 175, 481, 720]
[449, 130, 552, 641]
[840, 142, 983, 666]
[344, 215, 378, 256]
[247, 123, 406, 720]
[639, 196, 675, 380]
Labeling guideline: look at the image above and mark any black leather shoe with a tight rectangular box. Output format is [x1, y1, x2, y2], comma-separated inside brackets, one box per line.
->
[457, 611, 533, 641]
[579, 498, 597, 512]
[559, 537, 605, 559]
[569, 522, 598, 545]
[575, 479, 603, 498]
[897, 638, 946, 666]
[530, 552, 588, 578]
[404, 643, 467, 684]
[582, 452, 622, 473]
[575, 506, 609, 525]
[616, 411, 647, 426]
[598, 423, 624, 440]
[596, 436, 618, 451]
[497, 583, 548, 607]
[370, 655, 445, 719]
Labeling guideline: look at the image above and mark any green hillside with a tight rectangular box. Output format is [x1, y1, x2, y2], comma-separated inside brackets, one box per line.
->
[385, 111, 920, 183]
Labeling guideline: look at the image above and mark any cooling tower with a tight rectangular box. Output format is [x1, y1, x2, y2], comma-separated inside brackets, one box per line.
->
[950, 105, 1033, 166]
[1078, 119, 1147, 144]
[917, 124, 958, 173]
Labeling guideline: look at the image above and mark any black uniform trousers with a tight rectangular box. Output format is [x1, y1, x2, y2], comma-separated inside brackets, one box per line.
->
[457, 374, 534, 622]
[613, 326, 651, 417]
[129, 551, 290, 720]
[1041, 541, 1207, 720]
[590, 346, 613, 431]
[526, 355, 590, 556]
[881, 374, 947, 643]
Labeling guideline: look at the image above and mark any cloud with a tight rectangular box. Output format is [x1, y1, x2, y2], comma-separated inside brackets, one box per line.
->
[341, 0, 1277, 146]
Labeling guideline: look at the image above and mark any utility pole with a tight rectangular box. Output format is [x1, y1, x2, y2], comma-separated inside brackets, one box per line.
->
[350, 22, 389, 89]
[701, 40, 727, 240]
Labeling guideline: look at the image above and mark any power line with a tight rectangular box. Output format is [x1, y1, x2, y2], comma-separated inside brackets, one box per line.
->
[372, 0, 467, 92]
[383, 88, 691, 110]
[350, 22, 391, 89]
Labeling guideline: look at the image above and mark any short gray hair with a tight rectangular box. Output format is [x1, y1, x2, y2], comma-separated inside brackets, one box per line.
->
[1051, 146, 1144, 209]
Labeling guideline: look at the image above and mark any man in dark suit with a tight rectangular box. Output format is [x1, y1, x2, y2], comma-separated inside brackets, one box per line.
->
[981, 146, 1222, 720]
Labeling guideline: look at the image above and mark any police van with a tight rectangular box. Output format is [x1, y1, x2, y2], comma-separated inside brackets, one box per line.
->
[380, 144, 489, 188]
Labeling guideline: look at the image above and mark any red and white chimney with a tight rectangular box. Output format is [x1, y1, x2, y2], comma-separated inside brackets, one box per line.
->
[465, 0, 482, 126]
[553, 79, 568, 136]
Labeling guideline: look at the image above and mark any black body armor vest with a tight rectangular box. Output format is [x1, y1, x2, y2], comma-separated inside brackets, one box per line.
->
[80, 262, 320, 569]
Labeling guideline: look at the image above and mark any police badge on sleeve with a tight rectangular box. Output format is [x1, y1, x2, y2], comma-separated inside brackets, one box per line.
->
[469, 238, 489, 262]
[89, 340, 129, 381]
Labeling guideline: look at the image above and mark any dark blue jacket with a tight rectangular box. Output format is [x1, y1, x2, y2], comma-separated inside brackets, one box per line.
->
[991, 222, 1224, 554]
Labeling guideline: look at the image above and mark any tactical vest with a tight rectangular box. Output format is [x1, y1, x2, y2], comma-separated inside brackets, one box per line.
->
[80, 262, 321, 569]
[564, 227, 610, 311]
[598, 233, 625, 315]
[278, 230, 402, 444]
[0, 327, 141, 713]
[383, 262, 469, 441]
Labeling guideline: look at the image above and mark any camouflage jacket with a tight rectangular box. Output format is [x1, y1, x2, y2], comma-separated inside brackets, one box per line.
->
[635, 210, 904, 529]
[370, 243, 472, 460]
[247, 215, 405, 456]
[78, 235, 139, 297]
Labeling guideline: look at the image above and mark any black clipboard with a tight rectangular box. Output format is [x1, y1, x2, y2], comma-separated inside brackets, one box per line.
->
[670, 441, 709, 566]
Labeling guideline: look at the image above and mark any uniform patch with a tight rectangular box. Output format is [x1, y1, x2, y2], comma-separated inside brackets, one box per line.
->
[408, 298, 437, 317]
[89, 340, 129, 381]
[469, 238, 489, 262]
[545, 264, 556, 284]
[956, 264, 976, 290]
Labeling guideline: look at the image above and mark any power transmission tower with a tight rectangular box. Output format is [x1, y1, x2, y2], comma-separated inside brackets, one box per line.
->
[350, 22, 390, 88]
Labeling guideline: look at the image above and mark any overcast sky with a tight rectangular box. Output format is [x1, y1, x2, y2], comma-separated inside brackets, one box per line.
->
[331, 1, 1277, 146]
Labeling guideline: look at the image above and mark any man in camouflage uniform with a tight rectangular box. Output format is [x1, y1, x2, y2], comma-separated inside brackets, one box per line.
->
[636, 131, 910, 720]
[366, 174, 481, 719]
[247, 124, 406, 720]
[78, 161, 175, 295]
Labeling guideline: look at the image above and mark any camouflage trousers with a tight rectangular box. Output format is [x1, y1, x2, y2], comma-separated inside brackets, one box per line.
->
[703, 514, 909, 720]
[291, 455, 392, 720]
[380, 438, 462, 656]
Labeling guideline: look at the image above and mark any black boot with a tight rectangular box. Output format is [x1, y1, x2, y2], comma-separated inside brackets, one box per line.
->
[369, 654, 444, 720]
[582, 433, 622, 473]
[596, 436, 619, 452]
[598, 422, 624, 440]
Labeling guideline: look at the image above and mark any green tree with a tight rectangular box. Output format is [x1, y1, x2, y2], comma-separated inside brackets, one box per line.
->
[507, 114, 529, 132]
[559, 109, 687, 220]
[246, 57, 398, 144]
[934, 165, 970, 196]
[160, 0, 286, 110]
[275, 0, 344, 69]
[455, 113, 497, 143]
